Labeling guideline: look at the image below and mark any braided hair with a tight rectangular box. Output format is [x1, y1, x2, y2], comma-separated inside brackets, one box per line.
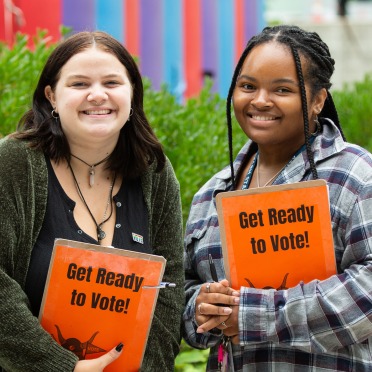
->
[226, 25, 346, 189]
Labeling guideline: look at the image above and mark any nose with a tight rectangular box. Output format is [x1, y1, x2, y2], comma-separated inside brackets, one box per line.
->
[87, 85, 108, 105]
[251, 89, 273, 109]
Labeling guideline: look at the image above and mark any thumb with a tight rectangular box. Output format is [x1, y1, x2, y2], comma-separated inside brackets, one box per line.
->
[99, 342, 124, 368]
[73, 343, 124, 372]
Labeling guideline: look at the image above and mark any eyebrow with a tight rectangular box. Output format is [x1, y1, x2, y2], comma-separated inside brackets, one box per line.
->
[237, 74, 299, 86]
[66, 73, 123, 79]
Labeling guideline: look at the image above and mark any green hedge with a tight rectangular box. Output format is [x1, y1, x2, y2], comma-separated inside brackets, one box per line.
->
[1, 31, 372, 371]
[1, 31, 372, 222]
[0, 31, 51, 136]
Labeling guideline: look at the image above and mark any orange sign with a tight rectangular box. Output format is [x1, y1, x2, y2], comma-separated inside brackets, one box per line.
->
[39, 239, 166, 372]
[216, 180, 336, 290]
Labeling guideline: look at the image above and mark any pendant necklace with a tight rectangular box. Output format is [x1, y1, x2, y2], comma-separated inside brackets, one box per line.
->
[68, 162, 116, 243]
[242, 139, 317, 190]
[71, 153, 110, 187]
[256, 154, 284, 187]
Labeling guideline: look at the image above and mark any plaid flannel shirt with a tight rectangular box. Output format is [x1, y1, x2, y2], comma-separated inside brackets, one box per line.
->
[183, 119, 372, 371]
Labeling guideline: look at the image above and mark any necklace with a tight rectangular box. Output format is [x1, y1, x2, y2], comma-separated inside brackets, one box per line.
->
[71, 153, 110, 187]
[256, 155, 284, 187]
[242, 141, 314, 190]
[68, 162, 116, 243]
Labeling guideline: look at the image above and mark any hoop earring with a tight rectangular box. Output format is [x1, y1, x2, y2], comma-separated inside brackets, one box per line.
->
[312, 117, 321, 137]
[51, 109, 59, 119]
[127, 108, 133, 122]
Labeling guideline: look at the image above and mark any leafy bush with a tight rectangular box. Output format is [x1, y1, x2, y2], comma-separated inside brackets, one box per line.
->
[143, 78, 246, 222]
[0, 31, 56, 136]
[332, 76, 372, 150]
[174, 340, 210, 371]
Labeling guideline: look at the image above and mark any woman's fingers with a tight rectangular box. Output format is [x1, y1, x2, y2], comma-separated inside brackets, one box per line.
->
[198, 283, 240, 309]
[195, 302, 210, 325]
[197, 302, 233, 317]
[196, 314, 231, 333]
[195, 279, 240, 332]
[196, 297, 240, 334]
[195, 302, 231, 326]
[202, 280, 240, 297]
[222, 304, 239, 335]
[73, 343, 123, 371]
[99, 343, 124, 367]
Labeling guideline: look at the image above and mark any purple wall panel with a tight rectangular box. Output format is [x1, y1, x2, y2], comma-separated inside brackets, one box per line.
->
[140, 0, 164, 90]
[201, 0, 218, 91]
[63, 0, 95, 32]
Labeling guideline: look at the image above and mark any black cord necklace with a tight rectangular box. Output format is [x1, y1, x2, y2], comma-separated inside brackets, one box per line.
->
[71, 153, 110, 187]
[68, 162, 116, 243]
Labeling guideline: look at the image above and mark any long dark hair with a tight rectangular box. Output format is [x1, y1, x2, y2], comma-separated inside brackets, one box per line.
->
[13, 31, 165, 178]
[226, 25, 346, 189]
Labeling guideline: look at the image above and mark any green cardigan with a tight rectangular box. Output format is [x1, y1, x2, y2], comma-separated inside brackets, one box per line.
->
[0, 137, 184, 372]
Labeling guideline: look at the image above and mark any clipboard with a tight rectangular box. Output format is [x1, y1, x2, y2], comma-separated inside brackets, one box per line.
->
[216, 180, 336, 289]
[39, 239, 166, 372]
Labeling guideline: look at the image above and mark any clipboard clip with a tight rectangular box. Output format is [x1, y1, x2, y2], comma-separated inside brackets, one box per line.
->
[142, 282, 176, 289]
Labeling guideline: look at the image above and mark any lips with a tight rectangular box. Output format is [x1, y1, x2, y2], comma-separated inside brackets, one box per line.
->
[83, 109, 112, 115]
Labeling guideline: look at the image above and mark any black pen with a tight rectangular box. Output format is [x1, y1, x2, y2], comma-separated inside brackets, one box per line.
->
[142, 282, 176, 289]
[209, 254, 219, 282]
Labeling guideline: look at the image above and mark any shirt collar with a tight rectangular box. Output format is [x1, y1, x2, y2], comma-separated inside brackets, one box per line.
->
[215, 118, 346, 185]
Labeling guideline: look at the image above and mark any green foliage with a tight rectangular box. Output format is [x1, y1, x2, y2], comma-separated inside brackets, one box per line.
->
[144, 77, 246, 222]
[174, 340, 209, 371]
[332, 75, 372, 150]
[0, 30, 57, 137]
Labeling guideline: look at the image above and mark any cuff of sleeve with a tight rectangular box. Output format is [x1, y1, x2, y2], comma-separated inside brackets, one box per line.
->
[239, 287, 272, 344]
[36, 341, 79, 372]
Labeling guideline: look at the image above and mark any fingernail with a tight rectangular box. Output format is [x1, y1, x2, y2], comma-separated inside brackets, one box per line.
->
[196, 327, 205, 333]
[234, 297, 240, 304]
[223, 307, 232, 314]
[232, 291, 240, 296]
[115, 342, 124, 352]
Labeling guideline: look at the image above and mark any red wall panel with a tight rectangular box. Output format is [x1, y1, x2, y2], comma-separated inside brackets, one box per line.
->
[18, 0, 61, 45]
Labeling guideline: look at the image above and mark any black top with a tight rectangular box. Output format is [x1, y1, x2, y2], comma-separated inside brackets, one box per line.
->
[25, 157, 150, 316]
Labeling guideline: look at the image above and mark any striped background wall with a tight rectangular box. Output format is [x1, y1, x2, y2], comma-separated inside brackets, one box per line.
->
[1, 0, 265, 98]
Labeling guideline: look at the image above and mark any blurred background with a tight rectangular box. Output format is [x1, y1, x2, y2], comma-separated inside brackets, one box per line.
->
[1, 0, 371, 99]
[1, 3, 371, 369]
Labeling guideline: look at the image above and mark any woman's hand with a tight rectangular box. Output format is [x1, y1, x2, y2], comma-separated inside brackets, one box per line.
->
[74, 343, 123, 371]
[195, 279, 239, 334]
[221, 302, 239, 338]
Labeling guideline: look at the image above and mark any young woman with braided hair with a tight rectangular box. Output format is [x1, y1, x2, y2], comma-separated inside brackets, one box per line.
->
[183, 25, 372, 371]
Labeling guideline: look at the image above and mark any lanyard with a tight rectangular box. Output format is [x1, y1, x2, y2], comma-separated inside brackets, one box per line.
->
[241, 152, 258, 190]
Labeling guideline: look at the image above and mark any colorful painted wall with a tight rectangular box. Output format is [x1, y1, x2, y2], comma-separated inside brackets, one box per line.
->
[0, 0, 265, 98]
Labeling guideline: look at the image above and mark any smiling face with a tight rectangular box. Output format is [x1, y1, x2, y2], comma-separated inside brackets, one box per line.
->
[45, 46, 133, 147]
[233, 41, 326, 152]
